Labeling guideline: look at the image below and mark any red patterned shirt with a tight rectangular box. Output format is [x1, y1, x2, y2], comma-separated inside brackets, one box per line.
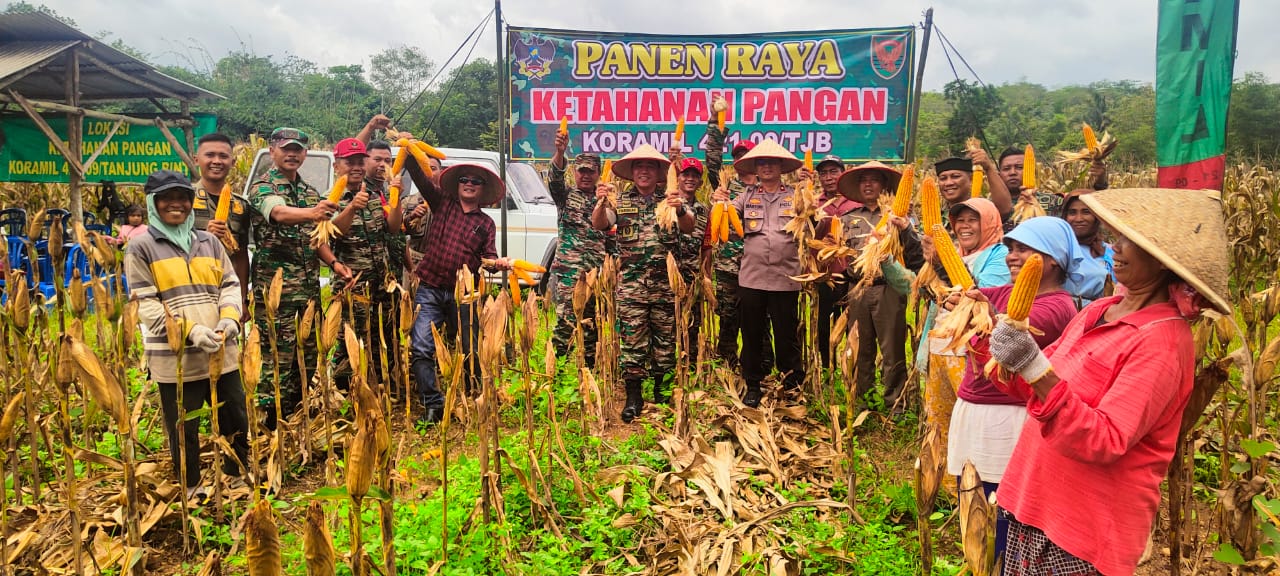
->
[412, 190, 497, 290]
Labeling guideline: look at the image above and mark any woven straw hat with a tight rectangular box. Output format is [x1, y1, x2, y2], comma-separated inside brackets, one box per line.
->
[612, 144, 671, 181]
[836, 161, 902, 199]
[440, 163, 505, 206]
[1078, 188, 1230, 314]
[733, 139, 803, 174]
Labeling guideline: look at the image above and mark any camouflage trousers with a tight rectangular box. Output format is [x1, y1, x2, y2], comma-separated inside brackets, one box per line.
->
[254, 297, 317, 424]
[552, 271, 599, 364]
[331, 286, 399, 392]
[617, 277, 676, 382]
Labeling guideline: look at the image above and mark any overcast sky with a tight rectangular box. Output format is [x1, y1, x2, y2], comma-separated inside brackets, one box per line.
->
[45, 0, 1279, 91]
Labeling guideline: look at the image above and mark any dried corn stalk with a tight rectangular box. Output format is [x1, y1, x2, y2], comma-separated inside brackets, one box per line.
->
[303, 502, 337, 576]
[783, 177, 818, 242]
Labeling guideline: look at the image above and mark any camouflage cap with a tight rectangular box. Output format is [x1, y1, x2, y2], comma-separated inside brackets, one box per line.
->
[573, 152, 601, 171]
[269, 127, 309, 148]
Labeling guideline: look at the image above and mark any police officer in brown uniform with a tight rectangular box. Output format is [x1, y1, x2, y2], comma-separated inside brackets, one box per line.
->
[711, 139, 806, 407]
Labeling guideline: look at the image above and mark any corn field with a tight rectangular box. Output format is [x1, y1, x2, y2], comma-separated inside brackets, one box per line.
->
[0, 161, 1276, 575]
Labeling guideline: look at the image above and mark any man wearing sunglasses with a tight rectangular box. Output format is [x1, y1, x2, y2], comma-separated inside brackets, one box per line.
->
[547, 130, 611, 368]
[402, 157, 512, 424]
[249, 127, 350, 428]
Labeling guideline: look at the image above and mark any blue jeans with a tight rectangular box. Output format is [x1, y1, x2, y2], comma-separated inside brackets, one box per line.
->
[409, 286, 478, 408]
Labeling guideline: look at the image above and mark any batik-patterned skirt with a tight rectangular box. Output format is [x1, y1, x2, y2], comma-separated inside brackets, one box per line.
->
[1002, 512, 1101, 576]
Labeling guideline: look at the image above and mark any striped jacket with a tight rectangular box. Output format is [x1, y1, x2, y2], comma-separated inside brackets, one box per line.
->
[124, 228, 241, 383]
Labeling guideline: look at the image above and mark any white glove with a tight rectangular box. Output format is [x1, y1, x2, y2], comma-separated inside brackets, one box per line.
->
[989, 322, 1053, 382]
[188, 325, 223, 354]
[215, 318, 240, 342]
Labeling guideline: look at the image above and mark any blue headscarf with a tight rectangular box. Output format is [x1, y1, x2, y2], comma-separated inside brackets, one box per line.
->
[1005, 216, 1108, 300]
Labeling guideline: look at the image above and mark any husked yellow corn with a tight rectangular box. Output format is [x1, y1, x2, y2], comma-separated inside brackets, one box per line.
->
[1022, 145, 1037, 190]
[727, 204, 744, 236]
[1006, 253, 1043, 321]
[920, 177, 941, 233]
[972, 165, 985, 198]
[326, 175, 348, 204]
[1083, 123, 1099, 154]
[892, 165, 914, 217]
[932, 224, 974, 289]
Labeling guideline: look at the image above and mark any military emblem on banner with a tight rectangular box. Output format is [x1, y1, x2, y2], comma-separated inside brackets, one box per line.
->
[870, 33, 910, 80]
[513, 37, 556, 81]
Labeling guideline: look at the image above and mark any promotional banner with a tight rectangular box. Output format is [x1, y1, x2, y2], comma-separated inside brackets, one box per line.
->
[0, 113, 217, 183]
[507, 26, 915, 162]
[1155, 0, 1239, 190]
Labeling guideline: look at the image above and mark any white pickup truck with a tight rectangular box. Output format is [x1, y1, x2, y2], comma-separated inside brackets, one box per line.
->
[244, 148, 559, 291]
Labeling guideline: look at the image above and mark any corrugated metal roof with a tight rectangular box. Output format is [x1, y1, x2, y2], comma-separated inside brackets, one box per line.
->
[0, 12, 221, 102]
[0, 40, 76, 81]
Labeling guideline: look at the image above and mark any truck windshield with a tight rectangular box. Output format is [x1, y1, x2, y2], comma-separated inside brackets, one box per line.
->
[504, 162, 554, 205]
[249, 152, 334, 190]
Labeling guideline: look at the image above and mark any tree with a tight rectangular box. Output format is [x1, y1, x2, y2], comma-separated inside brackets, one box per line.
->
[1, 1, 75, 26]
[369, 45, 436, 114]
[1227, 73, 1280, 160]
[416, 58, 500, 151]
[942, 79, 1003, 152]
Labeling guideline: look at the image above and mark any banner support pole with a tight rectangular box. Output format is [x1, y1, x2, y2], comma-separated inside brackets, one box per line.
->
[905, 7, 933, 163]
[495, 0, 509, 259]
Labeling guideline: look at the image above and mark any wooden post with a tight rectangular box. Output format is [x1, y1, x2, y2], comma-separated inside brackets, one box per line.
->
[67, 48, 83, 222]
[153, 118, 198, 177]
[182, 102, 198, 181]
[8, 90, 85, 175]
[81, 119, 124, 174]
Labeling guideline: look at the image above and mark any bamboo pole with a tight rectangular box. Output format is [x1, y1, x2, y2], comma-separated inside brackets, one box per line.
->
[0, 94, 196, 127]
[66, 48, 83, 220]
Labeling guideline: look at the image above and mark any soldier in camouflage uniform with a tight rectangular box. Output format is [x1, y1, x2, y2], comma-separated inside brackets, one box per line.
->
[191, 132, 251, 313]
[548, 130, 610, 366]
[703, 104, 773, 370]
[329, 138, 404, 390]
[249, 128, 353, 428]
[592, 144, 696, 423]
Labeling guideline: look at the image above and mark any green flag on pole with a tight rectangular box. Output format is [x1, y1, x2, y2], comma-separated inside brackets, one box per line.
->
[1155, 0, 1239, 190]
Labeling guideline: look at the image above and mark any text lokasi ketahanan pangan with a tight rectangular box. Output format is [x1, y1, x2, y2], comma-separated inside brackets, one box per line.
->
[507, 26, 916, 162]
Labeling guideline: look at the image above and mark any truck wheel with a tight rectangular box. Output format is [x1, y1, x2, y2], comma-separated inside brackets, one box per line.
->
[536, 237, 557, 295]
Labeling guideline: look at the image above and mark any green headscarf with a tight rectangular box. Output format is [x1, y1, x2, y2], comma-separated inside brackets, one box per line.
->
[146, 191, 195, 254]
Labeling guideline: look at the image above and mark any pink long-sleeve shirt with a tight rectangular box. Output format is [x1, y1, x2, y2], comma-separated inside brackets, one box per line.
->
[997, 295, 1194, 575]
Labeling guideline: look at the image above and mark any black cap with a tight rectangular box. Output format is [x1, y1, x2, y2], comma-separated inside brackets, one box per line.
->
[144, 170, 195, 196]
[815, 154, 844, 171]
[935, 156, 973, 174]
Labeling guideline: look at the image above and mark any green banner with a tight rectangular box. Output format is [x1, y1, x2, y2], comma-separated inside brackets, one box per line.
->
[1155, 0, 1238, 189]
[507, 26, 915, 162]
[0, 113, 217, 183]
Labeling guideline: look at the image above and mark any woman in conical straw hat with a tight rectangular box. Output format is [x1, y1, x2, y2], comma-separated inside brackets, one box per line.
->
[986, 188, 1230, 575]
[592, 143, 695, 423]
[709, 139, 806, 408]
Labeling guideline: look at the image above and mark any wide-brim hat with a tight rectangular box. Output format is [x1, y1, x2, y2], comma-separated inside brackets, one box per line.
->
[439, 163, 505, 206]
[612, 144, 671, 181]
[1079, 188, 1230, 314]
[733, 139, 803, 175]
[836, 161, 902, 199]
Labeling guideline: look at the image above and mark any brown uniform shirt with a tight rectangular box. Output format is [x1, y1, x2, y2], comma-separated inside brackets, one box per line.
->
[732, 183, 802, 292]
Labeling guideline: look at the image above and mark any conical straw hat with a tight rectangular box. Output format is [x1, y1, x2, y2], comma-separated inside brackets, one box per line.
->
[439, 163, 505, 206]
[837, 161, 903, 199]
[612, 144, 671, 181]
[1078, 188, 1230, 314]
[733, 138, 803, 175]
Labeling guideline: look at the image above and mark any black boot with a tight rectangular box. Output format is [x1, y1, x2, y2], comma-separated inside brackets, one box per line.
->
[621, 379, 644, 423]
[652, 372, 670, 405]
[742, 380, 763, 408]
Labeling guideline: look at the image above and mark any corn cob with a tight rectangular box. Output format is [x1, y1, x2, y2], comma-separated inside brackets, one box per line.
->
[512, 259, 547, 273]
[69, 276, 86, 316]
[674, 116, 685, 144]
[298, 300, 317, 342]
[920, 177, 941, 232]
[1006, 254, 1043, 322]
[5, 272, 28, 330]
[892, 165, 914, 217]
[717, 108, 725, 132]
[932, 224, 974, 289]
[245, 499, 282, 576]
[726, 204, 744, 236]
[959, 461, 998, 576]
[509, 273, 522, 307]
[413, 139, 447, 160]
[558, 116, 568, 135]
[972, 165, 985, 198]
[709, 202, 724, 244]
[1083, 123, 1099, 154]
[346, 416, 379, 503]
[657, 162, 679, 230]
[512, 267, 535, 286]
[406, 142, 435, 178]
[0, 391, 26, 445]
[91, 277, 115, 320]
[214, 184, 233, 221]
[242, 327, 262, 390]
[320, 300, 342, 353]
[1022, 144, 1037, 190]
[326, 175, 348, 204]
[601, 160, 613, 184]
[388, 147, 409, 208]
[803, 149, 813, 171]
